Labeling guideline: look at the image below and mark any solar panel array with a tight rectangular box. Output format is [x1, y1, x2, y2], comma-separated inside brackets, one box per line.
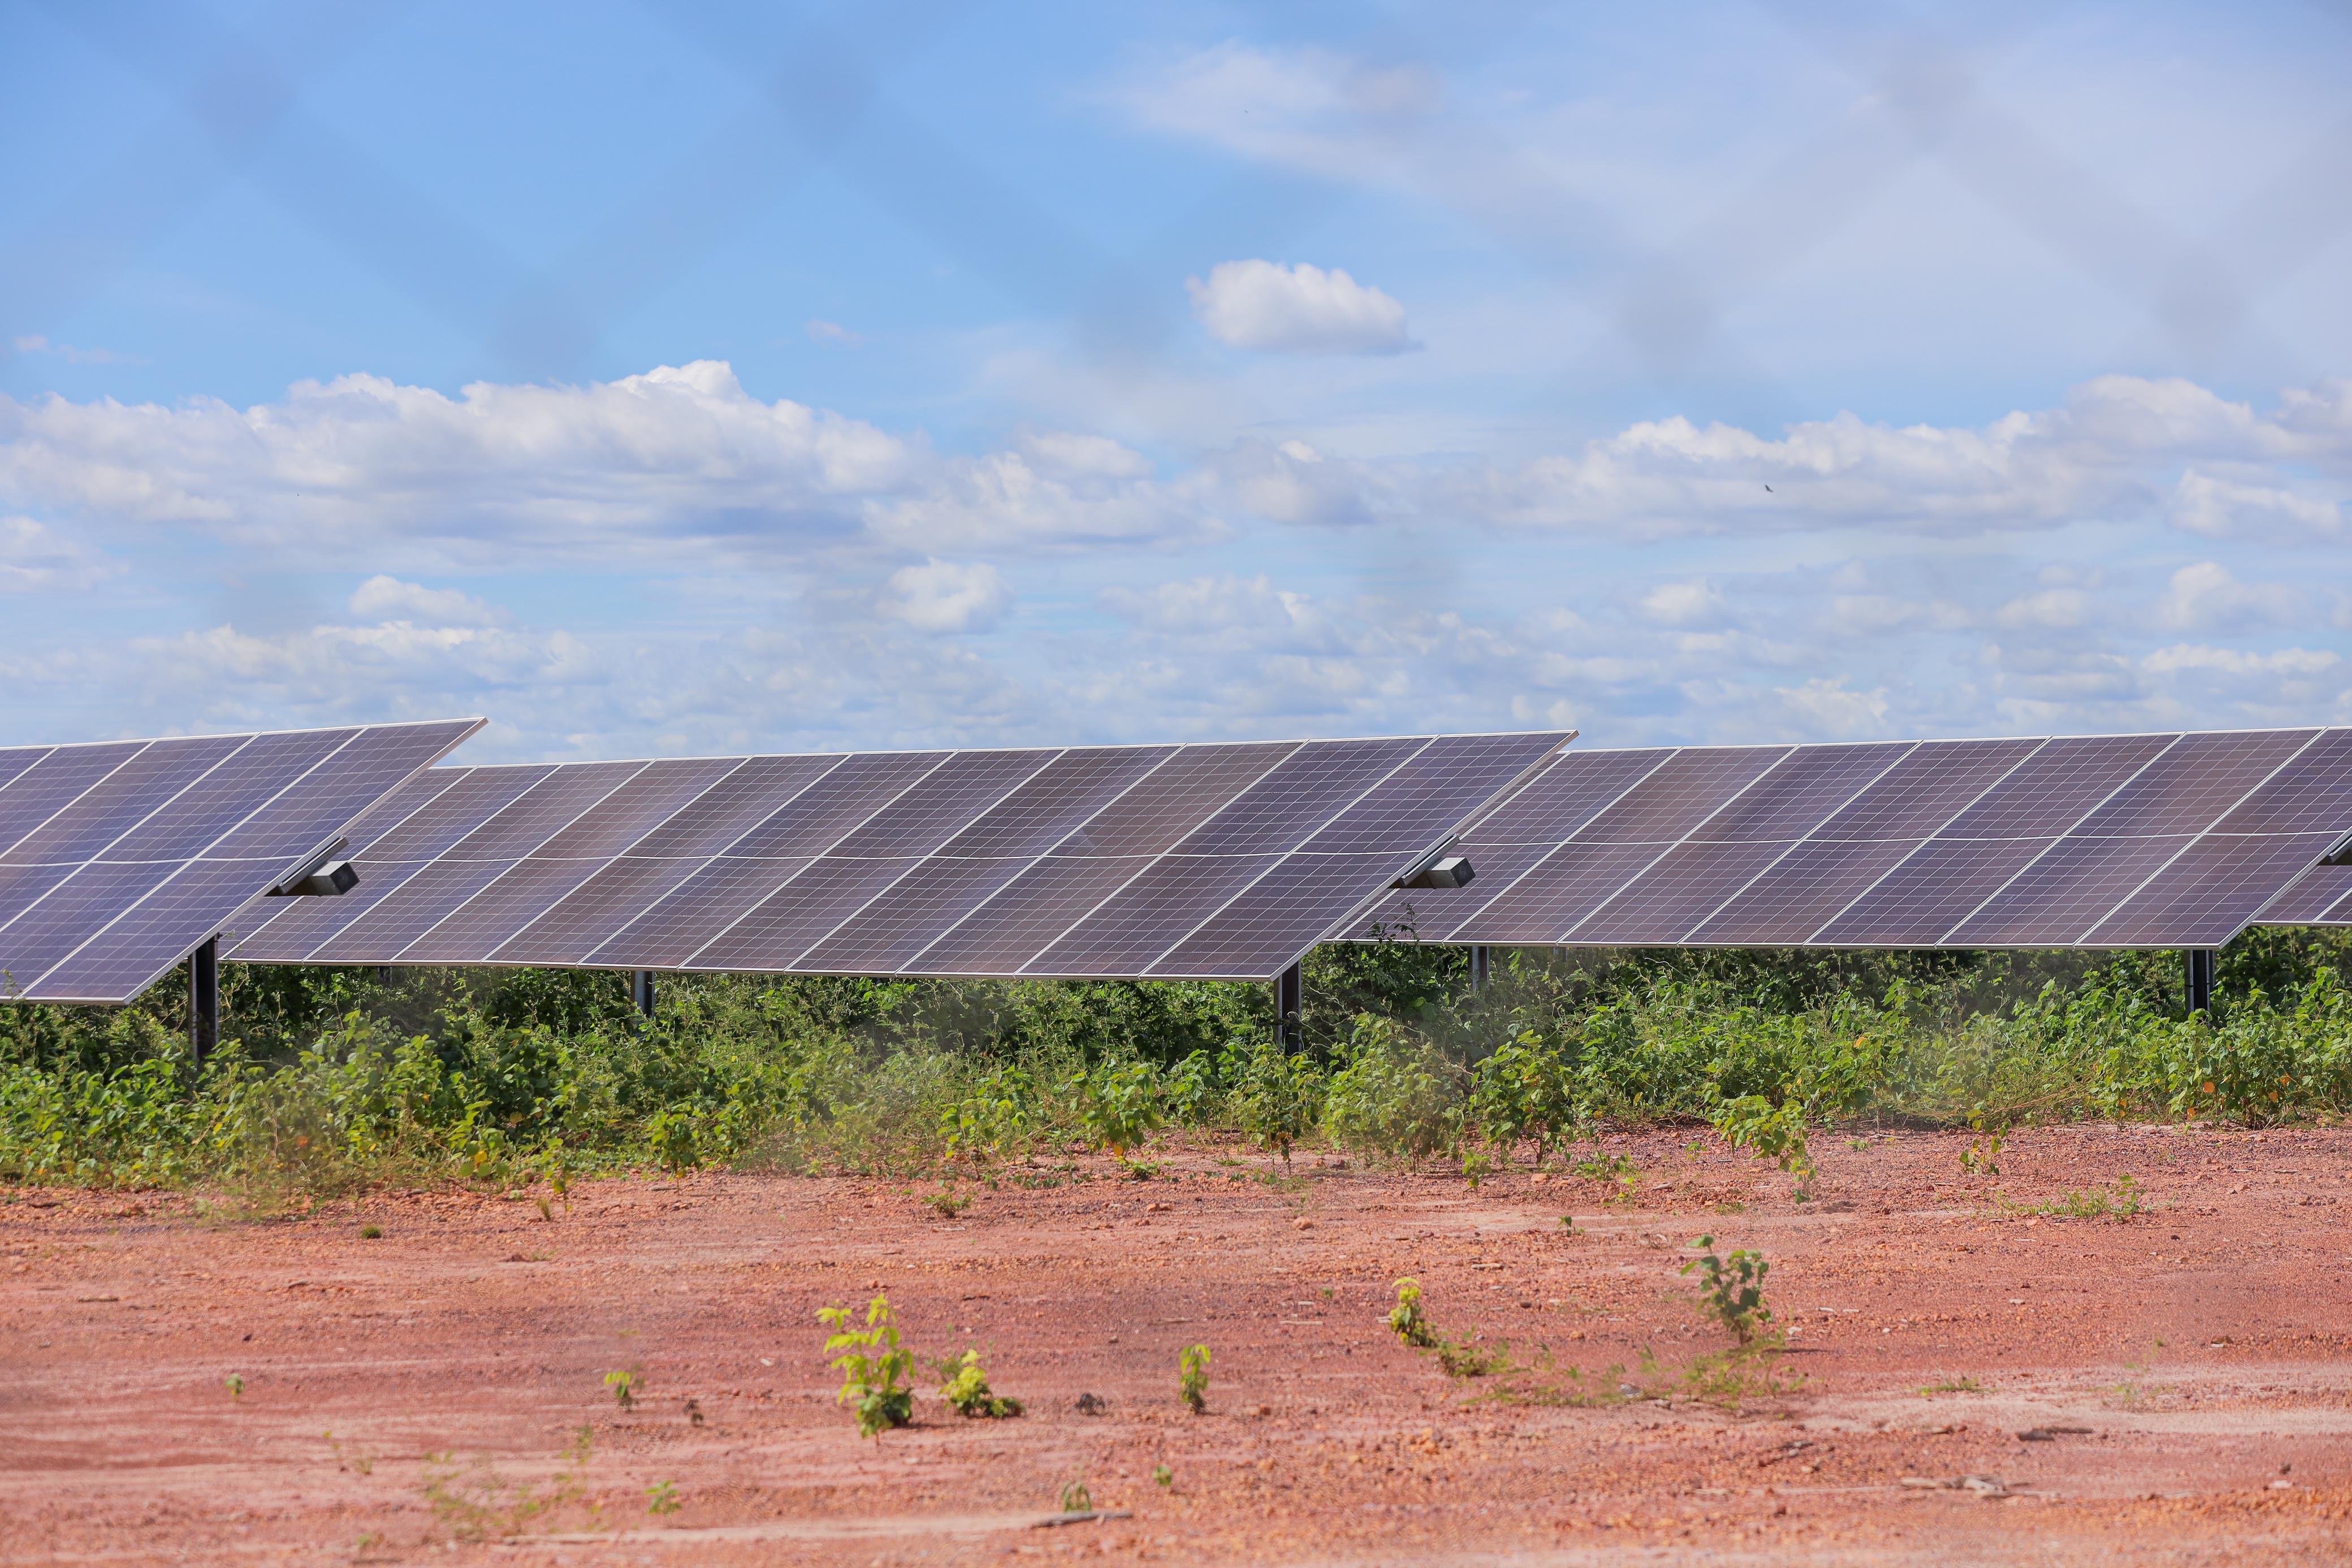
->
[1356, 728, 2352, 951]
[228, 732, 1570, 981]
[2259, 861, 2352, 926]
[0, 720, 483, 1003]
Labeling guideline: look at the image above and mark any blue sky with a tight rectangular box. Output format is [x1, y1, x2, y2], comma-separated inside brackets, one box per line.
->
[3, 1, 2349, 759]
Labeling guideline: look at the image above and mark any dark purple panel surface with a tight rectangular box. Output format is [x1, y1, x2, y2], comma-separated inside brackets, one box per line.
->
[0, 863, 80, 958]
[3, 736, 243, 865]
[494, 853, 712, 965]
[2255, 863, 2352, 925]
[1352, 841, 1561, 941]
[1453, 841, 1680, 944]
[31, 860, 283, 1003]
[309, 859, 520, 963]
[1056, 743, 1293, 857]
[0, 861, 167, 978]
[1175, 738, 1422, 856]
[2090, 833, 2342, 947]
[698, 856, 926, 971]
[626, 753, 846, 857]
[0, 747, 49, 797]
[437, 763, 645, 859]
[228, 859, 428, 961]
[528, 758, 743, 860]
[109, 728, 353, 860]
[926, 747, 1177, 859]
[2213, 729, 2352, 834]
[206, 721, 488, 861]
[1299, 733, 1563, 854]
[899, 855, 1155, 975]
[1946, 833, 2197, 946]
[1803, 738, 2044, 841]
[365, 767, 552, 861]
[1025, 854, 1283, 976]
[334, 768, 471, 855]
[1449, 747, 1670, 844]
[724, 752, 950, 858]
[1149, 851, 1399, 977]
[1689, 837, 1927, 945]
[2070, 729, 2314, 837]
[1935, 734, 2176, 839]
[586, 855, 815, 969]
[827, 751, 1055, 859]
[1572, 747, 1791, 844]
[401, 857, 622, 964]
[1813, 837, 2057, 946]
[799, 853, 1047, 974]
[0, 743, 143, 856]
[1687, 743, 1911, 843]
[1568, 839, 1793, 944]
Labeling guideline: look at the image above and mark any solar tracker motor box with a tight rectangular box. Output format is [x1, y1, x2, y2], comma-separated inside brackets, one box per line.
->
[1398, 855, 1475, 890]
[273, 859, 358, 897]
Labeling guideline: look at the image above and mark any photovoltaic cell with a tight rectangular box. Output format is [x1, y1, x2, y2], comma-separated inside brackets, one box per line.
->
[1945, 833, 2200, 946]
[1025, 854, 1286, 976]
[2092, 833, 2343, 947]
[2215, 729, 2352, 834]
[901, 854, 1157, 975]
[1689, 837, 1930, 945]
[2258, 863, 2352, 925]
[0, 720, 481, 1004]
[1458, 840, 1687, 944]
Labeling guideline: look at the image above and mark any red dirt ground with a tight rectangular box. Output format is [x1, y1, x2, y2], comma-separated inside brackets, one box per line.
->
[6, 1125, 2352, 1565]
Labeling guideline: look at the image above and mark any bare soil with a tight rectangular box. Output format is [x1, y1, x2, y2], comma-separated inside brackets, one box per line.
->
[6, 1126, 2352, 1565]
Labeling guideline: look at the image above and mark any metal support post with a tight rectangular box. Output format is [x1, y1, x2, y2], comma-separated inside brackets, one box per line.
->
[632, 969, 656, 1024]
[2185, 948, 2216, 1014]
[189, 937, 219, 1065]
[1276, 961, 1302, 1051]
[1470, 945, 1491, 992]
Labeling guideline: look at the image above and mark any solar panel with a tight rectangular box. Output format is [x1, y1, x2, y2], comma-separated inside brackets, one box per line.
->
[232, 732, 1571, 981]
[0, 720, 482, 1003]
[1405, 728, 2352, 954]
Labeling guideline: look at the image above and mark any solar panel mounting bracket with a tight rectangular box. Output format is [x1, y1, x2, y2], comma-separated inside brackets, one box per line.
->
[269, 838, 358, 896]
[2322, 830, 2352, 868]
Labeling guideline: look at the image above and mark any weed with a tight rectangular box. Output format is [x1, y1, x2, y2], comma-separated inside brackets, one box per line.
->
[938, 1348, 1023, 1418]
[1434, 1335, 1509, 1379]
[1153, 1464, 1173, 1489]
[1388, 1278, 1439, 1349]
[1711, 1094, 1816, 1198]
[1229, 1037, 1324, 1166]
[419, 1427, 594, 1541]
[1681, 1236, 1773, 1346]
[1922, 1375, 1986, 1395]
[1179, 1344, 1210, 1413]
[820, 1294, 915, 1437]
[1076, 1058, 1164, 1158]
[645, 1480, 680, 1517]
[926, 1184, 971, 1219]
[604, 1365, 639, 1410]
[534, 1196, 554, 1222]
[324, 1429, 375, 1474]
[358, 1224, 382, 1239]
[1672, 1344, 1804, 1410]
[1847, 1138, 1869, 1151]
[1061, 1478, 1093, 1513]
[223, 1373, 244, 1402]
[2037, 1175, 2145, 1220]
[684, 1398, 703, 1427]
[1573, 1152, 1641, 1205]
[1960, 1130, 2004, 1177]
[1459, 1149, 1493, 1188]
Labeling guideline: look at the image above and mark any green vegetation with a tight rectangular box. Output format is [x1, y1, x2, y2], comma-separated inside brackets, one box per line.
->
[938, 1348, 1023, 1418]
[8, 934, 2352, 1193]
[1178, 1344, 1211, 1413]
[421, 1427, 596, 1541]
[820, 1295, 915, 1437]
[1680, 1236, 1773, 1346]
[603, 1366, 639, 1410]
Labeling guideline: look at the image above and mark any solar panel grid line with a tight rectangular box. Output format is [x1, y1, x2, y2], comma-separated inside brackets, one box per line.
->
[1926, 733, 2186, 946]
[2057, 727, 2328, 946]
[223, 765, 477, 958]
[1671, 740, 1922, 942]
[1428, 748, 1682, 941]
[673, 750, 962, 971]
[0, 748, 58, 819]
[767, 750, 1070, 972]
[576, 753, 859, 967]
[1560, 747, 1797, 942]
[1800, 737, 2054, 943]
[386, 761, 655, 962]
[1010, 742, 1306, 974]
[1277, 731, 1579, 964]
[890, 744, 1189, 973]
[16, 725, 379, 998]
[0, 743, 144, 861]
[1135, 737, 1437, 978]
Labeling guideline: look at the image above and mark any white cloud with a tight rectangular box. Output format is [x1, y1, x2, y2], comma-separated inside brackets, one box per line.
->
[877, 558, 1011, 633]
[1995, 588, 2091, 630]
[805, 319, 860, 346]
[0, 514, 113, 593]
[347, 575, 510, 626]
[1639, 578, 1725, 626]
[2172, 469, 2342, 539]
[1772, 677, 1891, 736]
[2141, 644, 2340, 678]
[10, 334, 142, 366]
[1187, 260, 1416, 354]
[2152, 561, 2303, 634]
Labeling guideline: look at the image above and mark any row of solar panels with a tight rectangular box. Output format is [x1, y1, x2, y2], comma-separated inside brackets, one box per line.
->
[2, 720, 2349, 1006]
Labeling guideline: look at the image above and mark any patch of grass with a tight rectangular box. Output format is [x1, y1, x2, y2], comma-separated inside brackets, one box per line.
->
[1922, 1375, 1986, 1396]
[420, 1426, 595, 1542]
[820, 1295, 915, 1437]
[358, 1224, 382, 1239]
[925, 1184, 971, 1219]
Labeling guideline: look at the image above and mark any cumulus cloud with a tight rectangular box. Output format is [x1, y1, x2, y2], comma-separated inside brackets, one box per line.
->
[877, 558, 1012, 633]
[2153, 561, 2303, 634]
[1639, 578, 1725, 626]
[347, 575, 510, 626]
[1187, 260, 1416, 354]
[0, 514, 113, 592]
[2172, 469, 2342, 539]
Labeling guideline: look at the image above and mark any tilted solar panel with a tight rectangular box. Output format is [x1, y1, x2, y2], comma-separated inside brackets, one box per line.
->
[1358, 727, 2352, 953]
[229, 731, 1572, 981]
[0, 720, 483, 1003]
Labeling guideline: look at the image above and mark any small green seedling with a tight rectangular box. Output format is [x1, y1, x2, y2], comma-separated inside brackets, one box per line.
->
[927, 1185, 971, 1219]
[223, 1373, 245, 1402]
[1388, 1278, 1438, 1349]
[645, 1480, 680, 1517]
[939, 1349, 1023, 1418]
[358, 1224, 383, 1240]
[820, 1295, 915, 1437]
[1153, 1464, 1173, 1489]
[1681, 1236, 1772, 1346]
[1061, 1478, 1093, 1513]
[605, 1366, 639, 1410]
[1961, 1133, 2004, 1177]
[1179, 1344, 1210, 1414]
